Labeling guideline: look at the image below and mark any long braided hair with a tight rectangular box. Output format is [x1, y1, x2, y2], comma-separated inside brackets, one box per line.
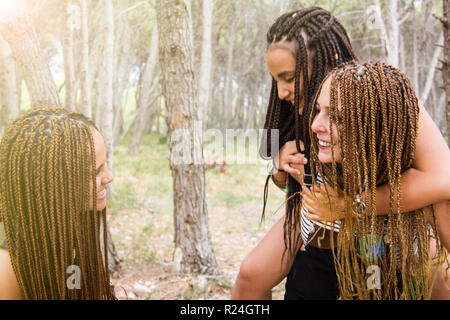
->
[309, 61, 447, 299]
[0, 107, 115, 299]
[260, 7, 356, 254]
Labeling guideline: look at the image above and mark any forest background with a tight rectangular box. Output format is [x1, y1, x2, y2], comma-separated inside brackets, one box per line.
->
[0, 0, 448, 299]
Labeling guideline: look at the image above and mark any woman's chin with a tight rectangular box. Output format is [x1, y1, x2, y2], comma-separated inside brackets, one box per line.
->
[318, 153, 332, 164]
[318, 149, 342, 164]
[96, 201, 107, 211]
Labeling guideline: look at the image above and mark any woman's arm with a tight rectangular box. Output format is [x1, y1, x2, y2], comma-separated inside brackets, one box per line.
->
[0, 249, 22, 300]
[375, 104, 450, 214]
[231, 216, 301, 299]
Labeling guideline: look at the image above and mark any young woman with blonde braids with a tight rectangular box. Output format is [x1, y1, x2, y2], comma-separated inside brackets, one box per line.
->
[231, 7, 450, 300]
[0, 107, 115, 300]
[304, 61, 448, 299]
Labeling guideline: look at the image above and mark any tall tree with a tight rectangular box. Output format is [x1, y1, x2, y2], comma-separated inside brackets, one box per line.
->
[63, 0, 77, 111]
[198, 0, 213, 131]
[95, 0, 114, 169]
[0, 16, 61, 108]
[223, 12, 235, 130]
[94, 0, 120, 273]
[156, 0, 219, 275]
[442, 0, 450, 143]
[0, 34, 19, 137]
[79, 0, 92, 117]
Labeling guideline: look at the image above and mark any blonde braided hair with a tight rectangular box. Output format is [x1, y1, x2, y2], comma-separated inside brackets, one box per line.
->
[309, 61, 446, 299]
[0, 107, 114, 299]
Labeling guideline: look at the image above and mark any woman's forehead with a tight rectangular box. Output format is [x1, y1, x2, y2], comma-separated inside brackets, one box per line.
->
[267, 40, 297, 58]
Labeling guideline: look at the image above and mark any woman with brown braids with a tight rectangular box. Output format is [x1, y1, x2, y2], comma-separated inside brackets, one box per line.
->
[303, 61, 448, 299]
[231, 7, 450, 299]
[0, 107, 115, 299]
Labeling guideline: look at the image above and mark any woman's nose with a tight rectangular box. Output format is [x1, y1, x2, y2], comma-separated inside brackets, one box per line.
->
[311, 114, 325, 133]
[102, 169, 114, 185]
[277, 84, 290, 100]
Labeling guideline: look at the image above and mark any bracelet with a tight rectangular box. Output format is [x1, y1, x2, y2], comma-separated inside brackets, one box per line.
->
[271, 174, 287, 192]
[271, 156, 284, 174]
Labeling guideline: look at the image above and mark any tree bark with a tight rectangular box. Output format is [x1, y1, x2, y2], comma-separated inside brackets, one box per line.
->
[223, 17, 235, 130]
[420, 33, 443, 106]
[0, 35, 19, 137]
[95, 0, 114, 163]
[443, 0, 450, 144]
[63, 0, 77, 111]
[94, 0, 120, 273]
[375, 0, 400, 68]
[156, 0, 219, 275]
[79, 0, 92, 118]
[387, 0, 400, 68]
[0, 17, 61, 108]
[198, 0, 213, 131]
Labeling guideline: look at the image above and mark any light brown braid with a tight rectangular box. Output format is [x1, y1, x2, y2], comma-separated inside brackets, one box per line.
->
[0, 107, 114, 299]
[309, 61, 447, 299]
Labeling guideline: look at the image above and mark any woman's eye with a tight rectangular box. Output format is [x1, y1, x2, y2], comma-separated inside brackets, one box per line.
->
[285, 77, 294, 83]
[313, 105, 321, 114]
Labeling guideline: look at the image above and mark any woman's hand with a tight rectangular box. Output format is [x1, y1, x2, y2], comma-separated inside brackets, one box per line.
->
[275, 140, 307, 183]
[301, 184, 347, 222]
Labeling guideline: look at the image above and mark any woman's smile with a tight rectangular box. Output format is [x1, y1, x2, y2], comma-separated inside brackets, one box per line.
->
[97, 189, 107, 200]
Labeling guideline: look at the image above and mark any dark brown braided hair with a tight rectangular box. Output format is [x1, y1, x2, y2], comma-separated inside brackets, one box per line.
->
[260, 7, 356, 254]
[309, 61, 446, 299]
[0, 107, 115, 299]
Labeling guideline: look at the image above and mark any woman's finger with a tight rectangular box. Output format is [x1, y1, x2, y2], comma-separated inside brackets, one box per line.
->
[304, 210, 320, 221]
[281, 162, 298, 176]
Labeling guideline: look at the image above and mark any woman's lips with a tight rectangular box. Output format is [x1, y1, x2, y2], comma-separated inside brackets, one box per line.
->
[97, 189, 107, 200]
[318, 139, 332, 150]
[289, 97, 304, 107]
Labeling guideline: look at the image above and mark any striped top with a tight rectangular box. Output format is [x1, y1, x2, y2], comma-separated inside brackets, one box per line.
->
[300, 174, 341, 245]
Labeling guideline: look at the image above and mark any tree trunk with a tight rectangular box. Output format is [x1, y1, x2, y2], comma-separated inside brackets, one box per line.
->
[412, 28, 420, 97]
[156, 0, 219, 275]
[0, 35, 19, 137]
[0, 17, 61, 108]
[420, 33, 443, 106]
[245, 89, 257, 133]
[443, 0, 450, 144]
[387, 0, 400, 68]
[375, 0, 400, 68]
[79, 0, 92, 118]
[96, 0, 114, 163]
[63, 0, 77, 110]
[112, 0, 132, 147]
[94, 0, 120, 273]
[198, 0, 213, 131]
[129, 21, 159, 155]
[223, 18, 235, 130]
[156, 100, 161, 135]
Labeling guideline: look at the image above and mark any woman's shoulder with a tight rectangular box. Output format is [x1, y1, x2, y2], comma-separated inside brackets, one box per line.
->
[0, 249, 22, 300]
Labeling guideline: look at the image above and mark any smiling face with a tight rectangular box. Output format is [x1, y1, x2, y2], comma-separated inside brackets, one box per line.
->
[89, 128, 113, 211]
[311, 76, 342, 163]
[266, 41, 312, 115]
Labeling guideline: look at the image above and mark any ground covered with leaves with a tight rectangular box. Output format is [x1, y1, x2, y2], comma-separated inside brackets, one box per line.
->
[108, 134, 286, 300]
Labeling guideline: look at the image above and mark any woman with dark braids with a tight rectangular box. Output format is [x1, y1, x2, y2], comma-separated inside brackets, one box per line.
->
[303, 61, 448, 299]
[231, 7, 450, 299]
[0, 107, 115, 299]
